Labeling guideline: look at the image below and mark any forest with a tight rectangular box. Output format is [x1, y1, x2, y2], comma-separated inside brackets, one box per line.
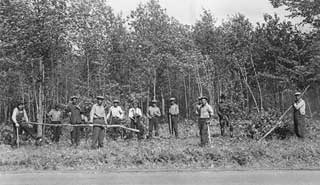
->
[0, 0, 319, 131]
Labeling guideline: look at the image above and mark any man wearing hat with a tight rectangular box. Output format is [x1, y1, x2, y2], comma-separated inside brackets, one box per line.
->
[217, 94, 233, 137]
[89, 96, 107, 149]
[47, 104, 62, 143]
[169, 97, 179, 138]
[293, 92, 306, 138]
[106, 99, 124, 140]
[128, 101, 144, 140]
[147, 99, 161, 138]
[66, 96, 83, 147]
[198, 96, 214, 146]
[11, 101, 42, 147]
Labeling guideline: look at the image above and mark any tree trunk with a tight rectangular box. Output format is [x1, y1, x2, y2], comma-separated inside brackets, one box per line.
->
[37, 59, 44, 138]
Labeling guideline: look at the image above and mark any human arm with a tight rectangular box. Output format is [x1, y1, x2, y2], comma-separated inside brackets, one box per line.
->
[11, 108, 19, 126]
[128, 108, 134, 119]
[23, 110, 29, 123]
[89, 105, 95, 123]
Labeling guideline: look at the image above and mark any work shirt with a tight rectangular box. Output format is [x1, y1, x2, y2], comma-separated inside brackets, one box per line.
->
[90, 104, 107, 123]
[48, 109, 62, 122]
[199, 103, 214, 119]
[293, 99, 306, 115]
[107, 106, 124, 119]
[128, 107, 142, 119]
[169, 104, 179, 115]
[147, 106, 161, 118]
[66, 104, 82, 124]
[12, 108, 29, 124]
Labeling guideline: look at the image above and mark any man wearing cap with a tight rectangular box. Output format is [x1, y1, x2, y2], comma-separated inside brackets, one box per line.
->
[217, 94, 233, 137]
[147, 100, 161, 138]
[128, 101, 144, 140]
[48, 104, 62, 143]
[89, 96, 107, 149]
[198, 96, 214, 146]
[11, 102, 42, 147]
[293, 92, 306, 138]
[66, 96, 83, 147]
[106, 99, 124, 140]
[169, 97, 179, 138]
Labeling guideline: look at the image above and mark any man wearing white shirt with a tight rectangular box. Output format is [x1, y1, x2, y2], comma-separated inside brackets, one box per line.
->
[11, 102, 41, 147]
[107, 99, 124, 140]
[89, 96, 107, 149]
[293, 92, 306, 138]
[128, 101, 144, 140]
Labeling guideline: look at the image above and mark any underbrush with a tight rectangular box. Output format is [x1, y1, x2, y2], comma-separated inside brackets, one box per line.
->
[0, 119, 320, 171]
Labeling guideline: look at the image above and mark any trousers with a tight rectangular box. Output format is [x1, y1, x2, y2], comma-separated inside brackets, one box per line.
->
[198, 118, 210, 146]
[71, 123, 81, 146]
[148, 117, 159, 137]
[91, 118, 105, 148]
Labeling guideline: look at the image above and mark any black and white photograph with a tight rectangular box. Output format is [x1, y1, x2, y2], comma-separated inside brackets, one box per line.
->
[0, 0, 319, 184]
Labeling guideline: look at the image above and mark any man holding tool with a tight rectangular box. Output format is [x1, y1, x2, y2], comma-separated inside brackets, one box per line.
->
[11, 101, 42, 148]
[293, 92, 306, 139]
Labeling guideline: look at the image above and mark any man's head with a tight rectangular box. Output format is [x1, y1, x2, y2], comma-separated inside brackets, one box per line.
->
[17, 102, 24, 110]
[54, 104, 59, 110]
[151, 100, 157, 107]
[113, 99, 120, 107]
[170, 97, 175, 105]
[71, 96, 78, 104]
[97, 96, 104, 105]
[294, 92, 301, 101]
[133, 101, 139, 108]
[201, 96, 208, 105]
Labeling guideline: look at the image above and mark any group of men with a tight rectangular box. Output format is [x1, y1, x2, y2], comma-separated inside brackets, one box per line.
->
[10, 95, 183, 149]
[10, 91, 307, 148]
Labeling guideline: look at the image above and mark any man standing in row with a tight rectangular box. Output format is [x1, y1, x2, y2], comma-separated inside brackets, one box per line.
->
[128, 101, 144, 140]
[107, 99, 124, 140]
[89, 96, 107, 149]
[11, 102, 42, 147]
[169, 97, 179, 138]
[66, 96, 82, 147]
[147, 100, 161, 139]
[48, 104, 62, 143]
[198, 96, 214, 146]
[293, 92, 306, 139]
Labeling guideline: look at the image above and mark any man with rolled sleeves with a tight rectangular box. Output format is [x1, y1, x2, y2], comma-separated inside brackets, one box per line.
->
[128, 101, 144, 140]
[198, 96, 214, 146]
[169, 97, 179, 138]
[66, 96, 83, 147]
[11, 102, 42, 147]
[106, 99, 124, 140]
[147, 99, 161, 138]
[48, 104, 62, 143]
[293, 92, 306, 139]
[89, 96, 107, 149]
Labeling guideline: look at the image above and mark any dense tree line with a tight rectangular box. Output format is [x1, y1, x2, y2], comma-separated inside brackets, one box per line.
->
[0, 0, 319, 133]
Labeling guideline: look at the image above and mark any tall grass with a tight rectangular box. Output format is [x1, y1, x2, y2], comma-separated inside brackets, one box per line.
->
[1, 119, 319, 171]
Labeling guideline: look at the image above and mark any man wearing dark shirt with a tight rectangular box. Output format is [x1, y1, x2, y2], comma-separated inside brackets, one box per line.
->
[66, 96, 83, 147]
